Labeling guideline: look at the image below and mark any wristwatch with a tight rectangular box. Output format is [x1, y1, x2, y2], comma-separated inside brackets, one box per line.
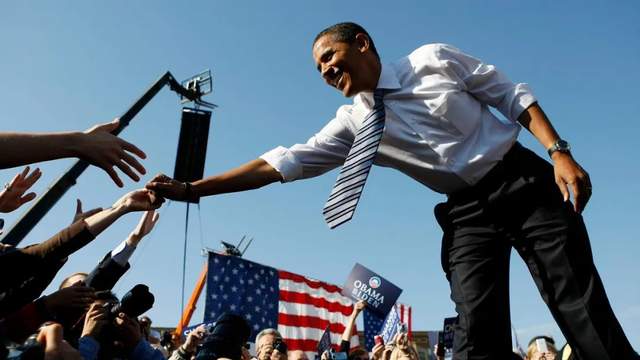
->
[547, 139, 571, 158]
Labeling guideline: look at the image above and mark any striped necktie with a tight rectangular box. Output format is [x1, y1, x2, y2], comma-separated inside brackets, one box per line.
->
[323, 89, 386, 229]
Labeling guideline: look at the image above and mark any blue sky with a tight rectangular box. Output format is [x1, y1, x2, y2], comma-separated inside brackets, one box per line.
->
[1, 0, 638, 349]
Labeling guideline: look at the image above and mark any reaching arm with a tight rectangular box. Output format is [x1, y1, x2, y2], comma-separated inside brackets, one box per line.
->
[0, 119, 146, 187]
[517, 103, 592, 213]
[146, 158, 283, 201]
[340, 300, 366, 349]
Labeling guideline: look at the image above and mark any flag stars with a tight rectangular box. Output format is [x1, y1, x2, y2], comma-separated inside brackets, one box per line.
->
[232, 268, 239, 275]
[231, 286, 238, 292]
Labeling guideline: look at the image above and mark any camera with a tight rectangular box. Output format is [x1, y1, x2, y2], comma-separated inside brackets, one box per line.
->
[273, 339, 287, 354]
[98, 284, 154, 319]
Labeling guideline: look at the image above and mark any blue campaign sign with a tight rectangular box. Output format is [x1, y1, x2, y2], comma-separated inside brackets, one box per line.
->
[379, 305, 401, 343]
[341, 263, 403, 317]
[443, 316, 457, 350]
[183, 320, 217, 338]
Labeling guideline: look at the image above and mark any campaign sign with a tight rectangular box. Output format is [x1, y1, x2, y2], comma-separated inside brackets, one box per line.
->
[183, 320, 216, 338]
[342, 263, 402, 317]
[442, 317, 457, 350]
[379, 305, 401, 343]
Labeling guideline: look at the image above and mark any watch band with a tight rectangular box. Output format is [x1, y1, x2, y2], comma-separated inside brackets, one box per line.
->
[547, 139, 571, 158]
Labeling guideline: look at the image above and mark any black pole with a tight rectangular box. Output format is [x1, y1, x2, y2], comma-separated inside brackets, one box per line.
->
[1, 71, 186, 246]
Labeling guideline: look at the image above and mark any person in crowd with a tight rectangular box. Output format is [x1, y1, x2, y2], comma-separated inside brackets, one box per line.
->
[559, 343, 574, 360]
[170, 324, 206, 360]
[348, 348, 368, 360]
[78, 301, 165, 360]
[287, 349, 308, 360]
[57, 205, 160, 292]
[338, 300, 366, 354]
[255, 328, 285, 360]
[0, 189, 164, 343]
[525, 336, 558, 360]
[371, 339, 394, 360]
[146, 21, 637, 360]
[388, 333, 419, 360]
[0, 118, 146, 187]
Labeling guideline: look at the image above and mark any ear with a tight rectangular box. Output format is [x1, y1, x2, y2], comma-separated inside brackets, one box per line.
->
[354, 33, 371, 54]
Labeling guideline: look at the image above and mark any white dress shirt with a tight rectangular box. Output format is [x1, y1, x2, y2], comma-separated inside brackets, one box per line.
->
[260, 43, 537, 194]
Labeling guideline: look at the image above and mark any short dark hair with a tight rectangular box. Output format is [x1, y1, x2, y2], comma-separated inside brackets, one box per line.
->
[314, 22, 379, 58]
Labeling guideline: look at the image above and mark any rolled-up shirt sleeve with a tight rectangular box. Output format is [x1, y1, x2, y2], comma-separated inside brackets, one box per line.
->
[260, 105, 355, 182]
[436, 43, 537, 122]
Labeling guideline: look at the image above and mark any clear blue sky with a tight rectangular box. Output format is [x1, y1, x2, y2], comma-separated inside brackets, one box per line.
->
[1, 0, 638, 349]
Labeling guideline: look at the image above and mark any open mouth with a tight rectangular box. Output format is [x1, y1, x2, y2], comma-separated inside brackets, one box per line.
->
[335, 72, 344, 90]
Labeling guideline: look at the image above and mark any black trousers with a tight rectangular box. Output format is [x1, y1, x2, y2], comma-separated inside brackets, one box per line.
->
[434, 143, 638, 360]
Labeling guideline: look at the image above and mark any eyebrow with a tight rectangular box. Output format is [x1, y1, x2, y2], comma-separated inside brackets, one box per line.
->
[315, 48, 332, 72]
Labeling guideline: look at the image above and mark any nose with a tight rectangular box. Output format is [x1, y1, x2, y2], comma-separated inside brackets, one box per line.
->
[321, 64, 337, 83]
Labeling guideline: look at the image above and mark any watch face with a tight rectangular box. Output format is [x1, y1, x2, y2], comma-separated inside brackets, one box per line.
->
[557, 140, 571, 151]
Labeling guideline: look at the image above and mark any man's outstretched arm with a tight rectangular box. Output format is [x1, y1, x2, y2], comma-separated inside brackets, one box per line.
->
[517, 102, 592, 213]
[145, 158, 283, 201]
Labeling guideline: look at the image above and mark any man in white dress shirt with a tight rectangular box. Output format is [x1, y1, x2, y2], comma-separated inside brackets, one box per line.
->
[147, 23, 636, 359]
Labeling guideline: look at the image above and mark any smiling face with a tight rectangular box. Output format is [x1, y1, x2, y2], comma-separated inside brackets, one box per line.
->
[312, 33, 380, 97]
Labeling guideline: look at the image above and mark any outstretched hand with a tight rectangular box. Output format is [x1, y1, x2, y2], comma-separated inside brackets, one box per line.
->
[80, 119, 147, 187]
[145, 173, 187, 201]
[113, 189, 165, 213]
[71, 199, 103, 224]
[0, 166, 41, 213]
[127, 210, 160, 246]
[552, 152, 592, 213]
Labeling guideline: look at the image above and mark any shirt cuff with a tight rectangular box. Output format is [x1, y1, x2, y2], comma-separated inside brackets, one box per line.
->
[110, 240, 136, 266]
[259, 146, 303, 183]
[509, 83, 537, 121]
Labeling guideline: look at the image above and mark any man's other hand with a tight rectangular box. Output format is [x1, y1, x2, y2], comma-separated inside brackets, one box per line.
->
[552, 152, 592, 213]
[79, 119, 147, 187]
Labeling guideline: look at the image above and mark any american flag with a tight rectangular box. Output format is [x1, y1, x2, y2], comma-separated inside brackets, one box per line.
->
[363, 303, 412, 350]
[204, 252, 359, 356]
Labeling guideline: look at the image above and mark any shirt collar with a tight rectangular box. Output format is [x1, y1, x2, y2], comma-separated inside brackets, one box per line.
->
[355, 63, 400, 107]
[376, 63, 401, 90]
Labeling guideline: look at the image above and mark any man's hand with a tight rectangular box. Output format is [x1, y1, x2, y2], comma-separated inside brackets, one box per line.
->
[36, 323, 82, 360]
[127, 210, 160, 247]
[183, 324, 206, 353]
[145, 173, 188, 201]
[0, 166, 41, 213]
[43, 285, 96, 315]
[81, 302, 109, 339]
[113, 189, 164, 213]
[71, 199, 102, 224]
[79, 119, 147, 187]
[353, 300, 366, 314]
[552, 152, 592, 213]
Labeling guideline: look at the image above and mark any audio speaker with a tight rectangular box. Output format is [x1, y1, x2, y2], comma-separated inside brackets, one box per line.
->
[173, 107, 211, 203]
